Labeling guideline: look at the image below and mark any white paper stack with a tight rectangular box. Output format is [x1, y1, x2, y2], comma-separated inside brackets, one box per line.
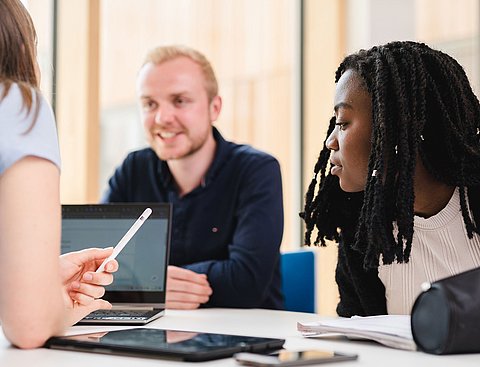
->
[297, 315, 417, 351]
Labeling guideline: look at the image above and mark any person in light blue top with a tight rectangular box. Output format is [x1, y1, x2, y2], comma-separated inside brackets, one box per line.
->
[0, 0, 119, 349]
[0, 83, 60, 174]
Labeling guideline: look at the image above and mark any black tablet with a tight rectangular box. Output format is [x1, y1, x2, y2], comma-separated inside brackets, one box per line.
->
[45, 328, 285, 362]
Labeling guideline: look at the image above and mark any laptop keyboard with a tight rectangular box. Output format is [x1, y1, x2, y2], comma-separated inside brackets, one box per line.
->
[84, 310, 159, 321]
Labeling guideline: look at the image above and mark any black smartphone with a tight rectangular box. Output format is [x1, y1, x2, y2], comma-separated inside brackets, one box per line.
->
[234, 349, 358, 366]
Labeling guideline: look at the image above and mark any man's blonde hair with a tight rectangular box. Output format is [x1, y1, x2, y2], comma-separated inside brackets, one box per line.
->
[143, 45, 218, 101]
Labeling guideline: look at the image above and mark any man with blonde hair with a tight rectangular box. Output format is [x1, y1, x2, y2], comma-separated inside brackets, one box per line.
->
[103, 45, 284, 310]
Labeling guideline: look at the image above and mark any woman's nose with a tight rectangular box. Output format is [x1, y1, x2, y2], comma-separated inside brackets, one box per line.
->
[326, 129, 338, 151]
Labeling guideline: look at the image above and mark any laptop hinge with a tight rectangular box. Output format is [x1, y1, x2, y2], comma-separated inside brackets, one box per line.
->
[111, 305, 156, 311]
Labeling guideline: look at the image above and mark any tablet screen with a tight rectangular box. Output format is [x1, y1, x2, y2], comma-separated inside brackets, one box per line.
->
[45, 328, 285, 361]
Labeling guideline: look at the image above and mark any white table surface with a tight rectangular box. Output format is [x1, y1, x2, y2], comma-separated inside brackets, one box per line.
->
[1, 308, 478, 366]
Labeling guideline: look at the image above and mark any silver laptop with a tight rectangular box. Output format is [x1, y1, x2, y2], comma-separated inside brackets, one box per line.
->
[61, 203, 171, 325]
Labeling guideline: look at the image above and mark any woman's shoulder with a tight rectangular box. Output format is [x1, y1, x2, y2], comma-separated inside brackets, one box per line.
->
[0, 82, 59, 174]
[0, 82, 49, 117]
[1, 81, 31, 100]
[1, 82, 23, 108]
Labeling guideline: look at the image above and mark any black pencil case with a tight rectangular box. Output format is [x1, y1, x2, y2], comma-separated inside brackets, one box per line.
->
[411, 267, 480, 354]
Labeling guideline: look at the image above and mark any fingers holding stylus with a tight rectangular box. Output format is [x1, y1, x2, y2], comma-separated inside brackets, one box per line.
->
[69, 286, 105, 305]
[84, 269, 116, 287]
[89, 260, 119, 282]
[78, 260, 118, 287]
[67, 265, 116, 305]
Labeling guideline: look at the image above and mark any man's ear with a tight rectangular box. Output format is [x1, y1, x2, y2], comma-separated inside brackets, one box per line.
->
[209, 95, 222, 122]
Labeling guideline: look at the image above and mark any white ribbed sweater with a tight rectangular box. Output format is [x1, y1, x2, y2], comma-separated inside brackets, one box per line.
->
[378, 188, 480, 314]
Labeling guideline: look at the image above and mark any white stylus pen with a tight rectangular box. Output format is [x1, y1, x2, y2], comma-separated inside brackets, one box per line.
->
[95, 207, 152, 273]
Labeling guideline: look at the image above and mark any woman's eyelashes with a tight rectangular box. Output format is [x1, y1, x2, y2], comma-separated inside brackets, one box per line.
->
[335, 119, 349, 130]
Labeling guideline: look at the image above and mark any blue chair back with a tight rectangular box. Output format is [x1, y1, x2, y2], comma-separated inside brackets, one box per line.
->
[280, 250, 316, 313]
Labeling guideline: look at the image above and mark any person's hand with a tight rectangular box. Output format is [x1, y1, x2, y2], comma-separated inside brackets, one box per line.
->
[60, 247, 118, 303]
[166, 330, 198, 343]
[166, 266, 212, 310]
[59, 248, 119, 324]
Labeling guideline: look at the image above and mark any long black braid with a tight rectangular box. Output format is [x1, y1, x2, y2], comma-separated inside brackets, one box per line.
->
[301, 41, 480, 269]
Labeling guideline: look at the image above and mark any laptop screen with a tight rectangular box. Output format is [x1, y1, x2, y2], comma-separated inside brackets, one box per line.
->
[61, 203, 171, 304]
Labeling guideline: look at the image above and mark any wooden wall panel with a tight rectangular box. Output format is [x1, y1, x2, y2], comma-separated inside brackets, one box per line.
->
[303, 0, 346, 315]
[56, 0, 100, 203]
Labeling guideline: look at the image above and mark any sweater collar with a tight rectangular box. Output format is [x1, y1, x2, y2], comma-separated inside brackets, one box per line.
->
[414, 187, 461, 229]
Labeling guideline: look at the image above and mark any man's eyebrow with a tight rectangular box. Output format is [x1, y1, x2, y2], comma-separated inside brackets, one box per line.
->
[139, 91, 190, 100]
[334, 102, 353, 113]
[170, 91, 189, 97]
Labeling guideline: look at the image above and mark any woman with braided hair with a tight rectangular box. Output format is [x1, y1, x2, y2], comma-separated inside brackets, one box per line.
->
[301, 41, 480, 317]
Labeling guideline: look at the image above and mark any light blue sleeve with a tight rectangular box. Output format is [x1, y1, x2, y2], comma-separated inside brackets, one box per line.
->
[0, 83, 61, 175]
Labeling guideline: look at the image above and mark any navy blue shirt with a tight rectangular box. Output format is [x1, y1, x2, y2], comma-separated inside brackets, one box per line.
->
[102, 128, 284, 309]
